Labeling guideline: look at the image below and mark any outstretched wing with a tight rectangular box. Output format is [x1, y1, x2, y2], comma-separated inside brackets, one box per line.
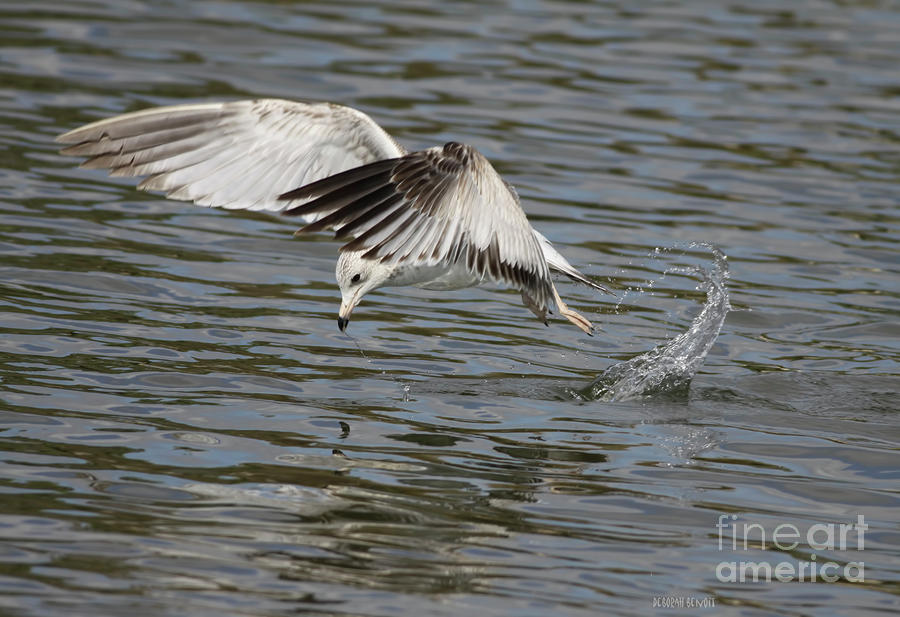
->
[279, 141, 555, 313]
[56, 99, 405, 215]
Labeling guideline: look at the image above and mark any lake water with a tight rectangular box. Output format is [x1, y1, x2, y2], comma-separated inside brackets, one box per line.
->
[1, 1, 898, 616]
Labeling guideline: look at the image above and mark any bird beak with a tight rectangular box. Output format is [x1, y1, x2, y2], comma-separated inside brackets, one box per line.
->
[337, 294, 357, 332]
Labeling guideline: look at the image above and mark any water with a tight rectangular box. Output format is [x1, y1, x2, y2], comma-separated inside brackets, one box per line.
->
[1, 1, 898, 616]
[585, 244, 731, 401]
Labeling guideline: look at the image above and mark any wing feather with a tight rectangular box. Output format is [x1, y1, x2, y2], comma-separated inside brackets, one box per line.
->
[57, 99, 405, 216]
[280, 141, 555, 312]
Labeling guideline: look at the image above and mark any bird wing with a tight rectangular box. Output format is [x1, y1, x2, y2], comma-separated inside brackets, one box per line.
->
[56, 99, 405, 215]
[279, 141, 555, 313]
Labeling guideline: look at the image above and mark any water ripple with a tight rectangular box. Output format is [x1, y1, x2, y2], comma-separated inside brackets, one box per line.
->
[1, 1, 898, 616]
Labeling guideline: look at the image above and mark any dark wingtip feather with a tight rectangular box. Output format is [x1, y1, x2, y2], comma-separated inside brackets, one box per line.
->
[279, 185, 314, 202]
[278, 157, 399, 205]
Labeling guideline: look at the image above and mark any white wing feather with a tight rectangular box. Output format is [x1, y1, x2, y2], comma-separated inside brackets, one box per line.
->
[56, 99, 405, 217]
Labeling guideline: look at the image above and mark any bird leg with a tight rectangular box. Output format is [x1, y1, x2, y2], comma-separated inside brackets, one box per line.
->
[551, 283, 595, 336]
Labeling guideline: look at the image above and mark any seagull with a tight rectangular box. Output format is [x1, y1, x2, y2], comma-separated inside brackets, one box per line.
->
[56, 99, 611, 334]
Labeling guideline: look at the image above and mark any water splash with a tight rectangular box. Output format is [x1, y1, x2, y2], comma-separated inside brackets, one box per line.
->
[584, 244, 731, 402]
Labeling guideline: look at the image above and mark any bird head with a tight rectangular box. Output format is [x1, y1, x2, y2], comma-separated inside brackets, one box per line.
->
[335, 251, 391, 332]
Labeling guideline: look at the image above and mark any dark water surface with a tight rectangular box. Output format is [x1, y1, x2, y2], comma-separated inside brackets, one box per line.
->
[1, 1, 898, 616]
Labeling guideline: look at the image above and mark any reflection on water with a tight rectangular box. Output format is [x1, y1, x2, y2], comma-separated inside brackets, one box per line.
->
[1, 1, 899, 616]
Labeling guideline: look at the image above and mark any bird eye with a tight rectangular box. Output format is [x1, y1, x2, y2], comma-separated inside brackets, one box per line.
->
[351, 273, 361, 284]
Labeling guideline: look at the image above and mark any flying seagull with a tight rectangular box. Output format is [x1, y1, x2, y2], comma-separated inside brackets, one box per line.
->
[56, 99, 611, 334]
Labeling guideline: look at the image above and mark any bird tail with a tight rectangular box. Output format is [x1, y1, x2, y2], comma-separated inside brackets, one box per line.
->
[532, 230, 614, 295]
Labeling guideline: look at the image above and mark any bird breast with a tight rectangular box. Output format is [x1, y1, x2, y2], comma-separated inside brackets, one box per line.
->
[385, 259, 481, 291]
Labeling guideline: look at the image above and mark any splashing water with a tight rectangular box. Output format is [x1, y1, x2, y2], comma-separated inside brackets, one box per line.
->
[584, 244, 731, 402]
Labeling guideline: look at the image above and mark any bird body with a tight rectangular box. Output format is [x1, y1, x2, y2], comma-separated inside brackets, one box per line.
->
[56, 99, 610, 334]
